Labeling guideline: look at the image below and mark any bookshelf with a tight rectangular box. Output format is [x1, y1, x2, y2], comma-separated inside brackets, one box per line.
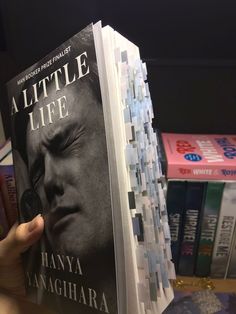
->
[174, 276, 236, 293]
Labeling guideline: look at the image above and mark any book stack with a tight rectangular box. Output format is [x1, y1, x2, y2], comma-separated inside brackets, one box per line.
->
[6, 22, 175, 314]
[0, 139, 17, 239]
[160, 133, 236, 278]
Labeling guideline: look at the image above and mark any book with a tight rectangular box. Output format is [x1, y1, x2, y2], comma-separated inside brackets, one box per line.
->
[211, 182, 236, 278]
[0, 138, 11, 162]
[0, 151, 18, 227]
[166, 180, 187, 271]
[0, 178, 9, 239]
[195, 181, 224, 277]
[227, 226, 236, 278]
[161, 133, 236, 180]
[178, 181, 207, 276]
[7, 22, 174, 314]
[0, 110, 6, 146]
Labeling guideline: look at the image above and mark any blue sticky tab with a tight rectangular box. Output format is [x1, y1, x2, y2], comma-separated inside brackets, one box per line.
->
[132, 217, 141, 236]
[147, 251, 157, 274]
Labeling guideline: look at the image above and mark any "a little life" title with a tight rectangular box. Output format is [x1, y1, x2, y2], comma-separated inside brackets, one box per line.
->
[11, 51, 90, 131]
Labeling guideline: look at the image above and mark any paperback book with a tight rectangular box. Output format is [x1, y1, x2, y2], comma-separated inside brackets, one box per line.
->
[178, 181, 207, 276]
[166, 180, 187, 271]
[0, 181, 9, 239]
[7, 22, 174, 314]
[227, 225, 236, 278]
[0, 151, 18, 227]
[211, 182, 236, 278]
[195, 182, 224, 277]
[162, 133, 236, 180]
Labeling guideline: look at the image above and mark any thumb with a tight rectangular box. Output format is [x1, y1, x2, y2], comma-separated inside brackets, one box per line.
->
[0, 215, 44, 264]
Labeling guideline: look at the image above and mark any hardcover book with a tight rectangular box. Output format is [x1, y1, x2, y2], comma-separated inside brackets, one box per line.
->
[211, 182, 236, 278]
[178, 181, 207, 276]
[7, 22, 174, 314]
[161, 133, 236, 180]
[195, 182, 224, 277]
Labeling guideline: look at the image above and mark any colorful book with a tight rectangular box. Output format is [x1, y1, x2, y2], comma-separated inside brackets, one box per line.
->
[195, 182, 224, 277]
[7, 22, 174, 314]
[0, 151, 18, 227]
[162, 133, 236, 180]
[211, 182, 236, 278]
[166, 180, 187, 271]
[0, 179, 9, 239]
[178, 181, 207, 276]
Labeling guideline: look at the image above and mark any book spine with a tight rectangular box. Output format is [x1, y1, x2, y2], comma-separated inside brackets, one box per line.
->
[167, 164, 236, 181]
[226, 227, 236, 278]
[211, 182, 236, 278]
[195, 182, 224, 277]
[0, 165, 18, 227]
[166, 180, 187, 271]
[0, 187, 9, 239]
[178, 181, 207, 276]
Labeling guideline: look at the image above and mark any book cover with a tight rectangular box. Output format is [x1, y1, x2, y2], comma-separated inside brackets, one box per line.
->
[178, 181, 207, 276]
[7, 22, 174, 314]
[211, 182, 236, 278]
[162, 133, 236, 180]
[7, 24, 119, 314]
[195, 182, 224, 277]
[166, 180, 187, 271]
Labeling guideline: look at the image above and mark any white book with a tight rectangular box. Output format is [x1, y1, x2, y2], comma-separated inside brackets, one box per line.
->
[226, 225, 236, 278]
[211, 182, 236, 278]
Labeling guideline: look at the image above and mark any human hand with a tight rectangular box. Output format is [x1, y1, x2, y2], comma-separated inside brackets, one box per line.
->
[0, 215, 55, 314]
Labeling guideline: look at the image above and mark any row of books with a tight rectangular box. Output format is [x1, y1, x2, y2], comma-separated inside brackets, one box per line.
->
[160, 133, 236, 279]
[0, 139, 17, 239]
[167, 180, 236, 278]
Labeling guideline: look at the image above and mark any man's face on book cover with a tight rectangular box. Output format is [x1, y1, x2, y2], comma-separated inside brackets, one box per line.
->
[26, 81, 114, 262]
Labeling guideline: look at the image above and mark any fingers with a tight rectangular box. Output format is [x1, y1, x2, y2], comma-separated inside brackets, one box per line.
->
[0, 215, 44, 264]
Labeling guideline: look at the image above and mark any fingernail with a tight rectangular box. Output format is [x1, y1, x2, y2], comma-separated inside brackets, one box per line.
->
[28, 214, 42, 232]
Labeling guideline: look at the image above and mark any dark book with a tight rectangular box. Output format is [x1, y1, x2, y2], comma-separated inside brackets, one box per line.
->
[195, 182, 224, 277]
[166, 180, 187, 271]
[6, 22, 174, 314]
[178, 181, 207, 276]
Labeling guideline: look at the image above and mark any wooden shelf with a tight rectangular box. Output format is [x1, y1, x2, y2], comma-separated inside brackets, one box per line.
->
[173, 276, 236, 293]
